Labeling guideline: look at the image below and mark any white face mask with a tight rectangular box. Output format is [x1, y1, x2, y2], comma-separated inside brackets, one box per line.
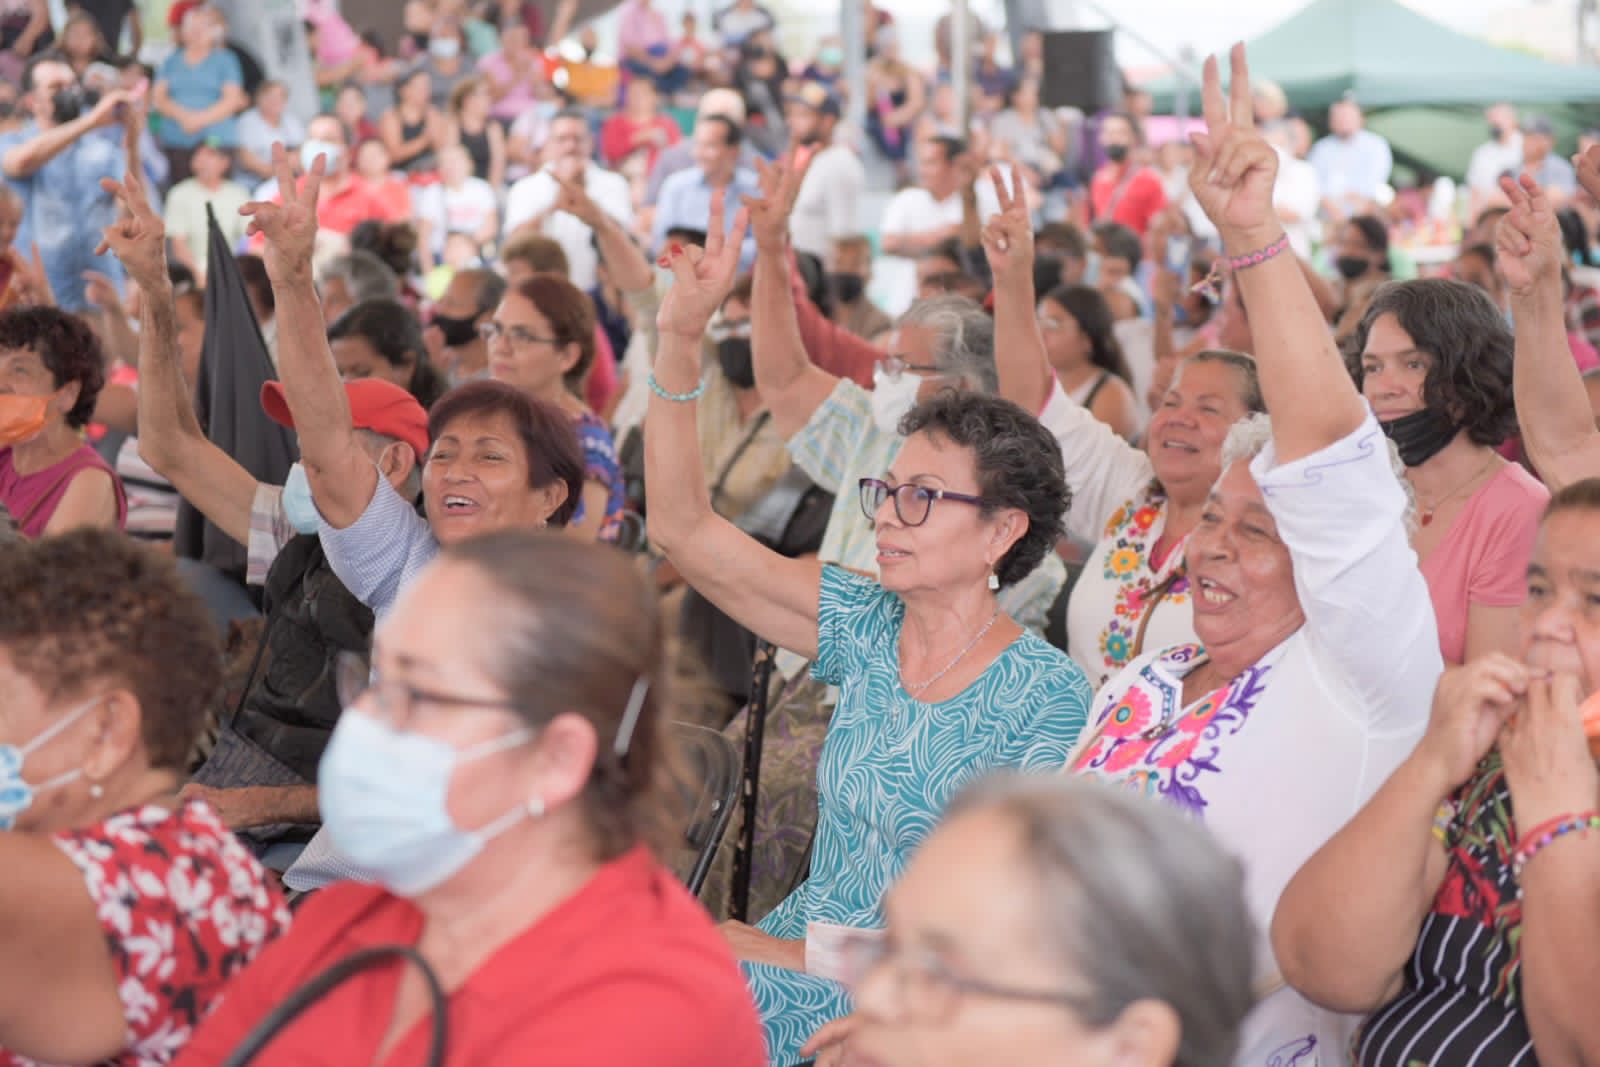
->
[301, 139, 343, 173]
[870, 365, 926, 436]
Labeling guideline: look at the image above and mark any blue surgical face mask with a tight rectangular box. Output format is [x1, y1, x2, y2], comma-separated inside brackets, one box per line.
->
[318, 710, 537, 896]
[281, 462, 321, 535]
[0, 698, 100, 830]
[429, 36, 461, 60]
[1083, 251, 1102, 287]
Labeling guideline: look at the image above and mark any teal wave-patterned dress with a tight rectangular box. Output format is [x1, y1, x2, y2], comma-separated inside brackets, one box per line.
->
[745, 566, 1092, 1065]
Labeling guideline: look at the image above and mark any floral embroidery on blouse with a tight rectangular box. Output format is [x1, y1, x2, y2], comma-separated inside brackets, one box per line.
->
[1073, 644, 1274, 816]
[1095, 487, 1191, 674]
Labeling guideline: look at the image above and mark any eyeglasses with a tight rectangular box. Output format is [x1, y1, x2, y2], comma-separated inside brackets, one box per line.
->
[335, 651, 521, 731]
[1036, 315, 1068, 332]
[837, 930, 1098, 1023]
[477, 322, 561, 349]
[875, 354, 941, 382]
[859, 477, 989, 527]
[707, 318, 752, 343]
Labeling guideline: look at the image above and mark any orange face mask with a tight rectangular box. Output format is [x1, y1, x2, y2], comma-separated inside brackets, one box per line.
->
[0, 393, 49, 447]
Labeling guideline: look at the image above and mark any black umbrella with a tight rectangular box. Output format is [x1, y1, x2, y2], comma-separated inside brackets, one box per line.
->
[173, 204, 298, 580]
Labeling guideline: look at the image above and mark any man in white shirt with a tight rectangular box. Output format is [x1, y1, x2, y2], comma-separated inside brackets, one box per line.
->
[786, 83, 864, 262]
[1265, 121, 1320, 259]
[1308, 98, 1392, 223]
[1466, 103, 1522, 217]
[877, 137, 1001, 315]
[502, 108, 632, 291]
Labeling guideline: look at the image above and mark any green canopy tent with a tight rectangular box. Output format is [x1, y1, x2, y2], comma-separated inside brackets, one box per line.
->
[1141, 0, 1600, 178]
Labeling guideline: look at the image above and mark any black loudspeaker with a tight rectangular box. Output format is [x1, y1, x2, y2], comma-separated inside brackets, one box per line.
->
[1040, 30, 1121, 113]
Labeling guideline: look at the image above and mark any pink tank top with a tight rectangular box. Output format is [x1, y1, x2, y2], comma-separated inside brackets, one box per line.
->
[0, 443, 128, 538]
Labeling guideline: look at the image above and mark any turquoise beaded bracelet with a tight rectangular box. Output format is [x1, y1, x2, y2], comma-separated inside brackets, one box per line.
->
[1511, 812, 1600, 878]
[648, 372, 707, 403]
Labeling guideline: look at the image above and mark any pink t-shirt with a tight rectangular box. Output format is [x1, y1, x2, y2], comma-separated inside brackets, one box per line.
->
[1420, 462, 1549, 664]
[618, 0, 670, 55]
[585, 323, 619, 414]
[301, 0, 361, 67]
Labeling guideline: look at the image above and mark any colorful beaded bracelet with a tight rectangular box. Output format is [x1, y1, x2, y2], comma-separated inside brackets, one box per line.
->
[1511, 811, 1600, 878]
[1227, 232, 1290, 273]
[647, 372, 707, 403]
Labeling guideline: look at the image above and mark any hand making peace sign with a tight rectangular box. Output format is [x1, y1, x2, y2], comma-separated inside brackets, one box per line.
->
[980, 165, 1033, 282]
[1188, 43, 1281, 246]
[655, 187, 751, 341]
[240, 143, 325, 287]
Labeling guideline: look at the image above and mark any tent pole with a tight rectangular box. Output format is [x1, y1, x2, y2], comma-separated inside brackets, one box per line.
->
[843, 0, 867, 140]
[953, 0, 971, 134]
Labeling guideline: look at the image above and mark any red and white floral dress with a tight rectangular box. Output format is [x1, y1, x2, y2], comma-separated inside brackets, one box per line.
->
[1, 800, 292, 1067]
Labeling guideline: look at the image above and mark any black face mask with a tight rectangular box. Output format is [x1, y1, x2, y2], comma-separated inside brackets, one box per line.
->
[1380, 407, 1459, 467]
[1335, 255, 1372, 281]
[1103, 143, 1130, 164]
[432, 312, 479, 348]
[829, 271, 866, 304]
[50, 83, 96, 124]
[716, 337, 755, 389]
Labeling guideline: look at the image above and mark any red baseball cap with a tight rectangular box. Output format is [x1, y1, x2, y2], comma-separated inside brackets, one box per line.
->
[260, 379, 431, 461]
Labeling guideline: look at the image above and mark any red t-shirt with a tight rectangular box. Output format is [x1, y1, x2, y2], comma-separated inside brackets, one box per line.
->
[1090, 164, 1167, 236]
[599, 113, 681, 172]
[316, 175, 406, 236]
[171, 846, 766, 1067]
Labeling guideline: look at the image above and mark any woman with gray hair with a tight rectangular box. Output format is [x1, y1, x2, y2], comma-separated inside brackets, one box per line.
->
[804, 773, 1257, 1067]
[316, 248, 399, 325]
[1064, 46, 1442, 1064]
[647, 192, 1091, 1066]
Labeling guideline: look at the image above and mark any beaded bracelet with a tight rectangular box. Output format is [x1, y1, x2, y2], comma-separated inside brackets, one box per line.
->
[1511, 811, 1600, 878]
[1430, 800, 1456, 846]
[647, 372, 707, 403]
[1227, 232, 1290, 273]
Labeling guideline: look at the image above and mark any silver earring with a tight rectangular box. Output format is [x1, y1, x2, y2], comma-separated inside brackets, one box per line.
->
[89, 782, 104, 799]
[527, 795, 545, 818]
[987, 572, 1000, 591]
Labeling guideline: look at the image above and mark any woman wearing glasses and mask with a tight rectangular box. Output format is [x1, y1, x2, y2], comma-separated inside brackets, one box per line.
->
[646, 193, 1091, 1067]
[803, 774, 1257, 1067]
[175, 531, 768, 1066]
[484, 274, 628, 542]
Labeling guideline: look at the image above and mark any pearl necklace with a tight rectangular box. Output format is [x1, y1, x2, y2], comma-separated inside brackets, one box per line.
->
[901, 608, 1001, 697]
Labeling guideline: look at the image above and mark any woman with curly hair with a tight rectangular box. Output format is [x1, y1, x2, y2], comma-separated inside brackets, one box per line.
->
[1347, 278, 1550, 663]
[0, 306, 125, 537]
[645, 194, 1091, 1065]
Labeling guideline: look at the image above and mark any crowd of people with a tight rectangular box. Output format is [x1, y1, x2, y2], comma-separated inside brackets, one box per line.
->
[2, 1, 1600, 1065]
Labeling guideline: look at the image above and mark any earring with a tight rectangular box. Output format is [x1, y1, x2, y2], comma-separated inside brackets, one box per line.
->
[88, 782, 104, 800]
[987, 572, 1000, 591]
[527, 794, 545, 818]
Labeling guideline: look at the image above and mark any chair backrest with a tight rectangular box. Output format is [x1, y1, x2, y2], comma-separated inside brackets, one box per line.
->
[670, 720, 742, 897]
[613, 509, 647, 554]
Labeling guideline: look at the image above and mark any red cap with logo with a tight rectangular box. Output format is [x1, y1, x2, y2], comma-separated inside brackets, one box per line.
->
[260, 378, 431, 461]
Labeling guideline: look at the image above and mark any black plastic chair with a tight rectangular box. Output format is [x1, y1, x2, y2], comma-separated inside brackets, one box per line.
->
[613, 509, 648, 553]
[672, 721, 741, 897]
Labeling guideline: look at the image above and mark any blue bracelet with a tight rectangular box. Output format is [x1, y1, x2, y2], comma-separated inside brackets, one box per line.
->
[648, 372, 707, 402]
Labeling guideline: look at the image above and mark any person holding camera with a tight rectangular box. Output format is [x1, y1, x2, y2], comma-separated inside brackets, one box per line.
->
[0, 54, 136, 311]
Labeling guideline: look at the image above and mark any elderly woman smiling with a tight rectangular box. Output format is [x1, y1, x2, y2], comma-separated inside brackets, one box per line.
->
[804, 774, 1258, 1067]
[1066, 47, 1443, 1065]
[646, 193, 1091, 1066]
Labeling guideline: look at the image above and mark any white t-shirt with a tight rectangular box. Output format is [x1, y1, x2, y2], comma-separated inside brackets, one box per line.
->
[790, 142, 866, 261]
[1466, 133, 1524, 194]
[417, 177, 499, 254]
[502, 165, 634, 290]
[1067, 415, 1443, 1067]
[875, 176, 1003, 316]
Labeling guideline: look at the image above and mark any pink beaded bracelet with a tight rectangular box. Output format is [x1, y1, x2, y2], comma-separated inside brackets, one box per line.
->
[1227, 232, 1290, 272]
[1511, 811, 1600, 879]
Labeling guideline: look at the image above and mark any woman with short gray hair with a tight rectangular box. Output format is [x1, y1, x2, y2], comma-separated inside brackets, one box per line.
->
[805, 773, 1257, 1066]
[1065, 47, 1442, 1064]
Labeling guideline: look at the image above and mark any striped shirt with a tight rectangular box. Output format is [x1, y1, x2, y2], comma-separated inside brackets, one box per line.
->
[115, 437, 181, 542]
[317, 475, 438, 621]
[247, 483, 295, 587]
[1356, 755, 1533, 1066]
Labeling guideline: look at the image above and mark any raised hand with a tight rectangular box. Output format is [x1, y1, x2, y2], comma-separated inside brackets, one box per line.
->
[1416, 655, 1529, 792]
[1576, 143, 1600, 206]
[1496, 173, 1563, 296]
[81, 270, 123, 313]
[656, 187, 750, 340]
[1188, 44, 1280, 246]
[96, 167, 168, 292]
[1500, 672, 1600, 829]
[240, 143, 324, 286]
[980, 165, 1032, 280]
[745, 146, 815, 253]
[12, 242, 53, 307]
[86, 88, 135, 130]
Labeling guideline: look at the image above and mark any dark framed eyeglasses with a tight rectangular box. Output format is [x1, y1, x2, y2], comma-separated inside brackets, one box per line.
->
[335, 651, 521, 731]
[477, 322, 561, 349]
[837, 931, 1098, 1023]
[859, 477, 989, 528]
